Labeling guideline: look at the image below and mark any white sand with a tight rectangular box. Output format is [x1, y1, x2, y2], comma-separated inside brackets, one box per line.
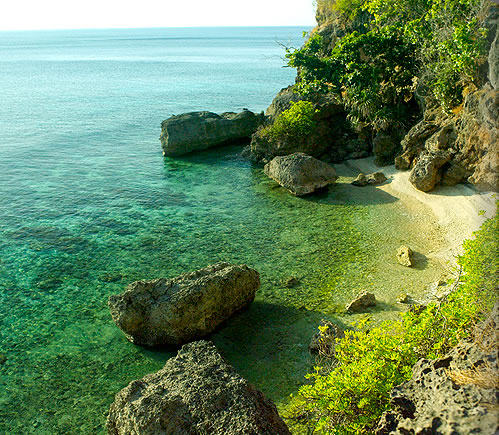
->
[341, 157, 497, 266]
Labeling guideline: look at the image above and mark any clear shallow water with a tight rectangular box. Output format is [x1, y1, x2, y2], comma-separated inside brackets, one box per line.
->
[0, 27, 443, 433]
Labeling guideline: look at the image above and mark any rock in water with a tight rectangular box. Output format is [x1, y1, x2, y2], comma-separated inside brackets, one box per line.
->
[160, 110, 261, 157]
[346, 292, 377, 313]
[107, 341, 290, 435]
[264, 153, 338, 196]
[397, 245, 414, 267]
[108, 263, 260, 346]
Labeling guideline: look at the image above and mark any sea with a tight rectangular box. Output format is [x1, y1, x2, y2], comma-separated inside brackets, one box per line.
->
[0, 27, 439, 433]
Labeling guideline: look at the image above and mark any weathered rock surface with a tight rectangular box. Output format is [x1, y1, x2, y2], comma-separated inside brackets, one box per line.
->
[264, 153, 338, 196]
[396, 245, 414, 267]
[265, 86, 304, 121]
[107, 340, 290, 435]
[346, 292, 376, 313]
[376, 340, 498, 434]
[250, 93, 370, 163]
[373, 132, 401, 166]
[409, 151, 452, 192]
[351, 172, 387, 186]
[108, 263, 260, 346]
[160, 110, 262, 157]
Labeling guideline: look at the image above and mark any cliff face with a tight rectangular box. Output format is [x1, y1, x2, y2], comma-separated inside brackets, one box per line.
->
[255, 2, 498, 192]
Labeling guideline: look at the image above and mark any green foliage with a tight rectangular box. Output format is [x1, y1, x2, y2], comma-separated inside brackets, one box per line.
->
[288, 29, 418, 130]
[261, 101, 318, 143]
[286, 215, 498, 433]
[293, 0, 487, 125]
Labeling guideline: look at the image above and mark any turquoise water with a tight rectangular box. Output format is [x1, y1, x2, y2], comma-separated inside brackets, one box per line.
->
[0, 27, 443, 433]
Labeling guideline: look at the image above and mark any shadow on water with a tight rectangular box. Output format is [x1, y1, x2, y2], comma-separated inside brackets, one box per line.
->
[211, 300, 347, 404]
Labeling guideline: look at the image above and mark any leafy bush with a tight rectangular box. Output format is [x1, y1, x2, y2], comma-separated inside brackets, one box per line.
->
[285, 214, 498, 433]
[290, 0, 488, 125]
[260, 101, 318, 143]
[288, 29, 418, 131]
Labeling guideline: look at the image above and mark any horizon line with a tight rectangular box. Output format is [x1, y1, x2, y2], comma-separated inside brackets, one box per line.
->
[0, 24, 315, 33]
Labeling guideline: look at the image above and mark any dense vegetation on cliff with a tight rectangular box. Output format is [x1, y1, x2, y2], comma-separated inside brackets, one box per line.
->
[285, 214, 498, 433]
[288, 0, 488, 131]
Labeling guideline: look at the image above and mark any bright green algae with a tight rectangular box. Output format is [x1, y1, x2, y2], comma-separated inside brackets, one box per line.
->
[0, 146, 446, 433]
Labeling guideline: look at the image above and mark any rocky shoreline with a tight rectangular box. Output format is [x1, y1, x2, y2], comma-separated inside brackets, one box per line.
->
[105, 6, 498, 433]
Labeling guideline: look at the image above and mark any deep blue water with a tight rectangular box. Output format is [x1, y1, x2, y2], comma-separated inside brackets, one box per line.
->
[0, 27, 433, 433]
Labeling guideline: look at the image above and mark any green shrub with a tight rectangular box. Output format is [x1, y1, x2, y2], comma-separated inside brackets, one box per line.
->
[288, 29, 418, 130]
[261, 101, 318, 143]
[285, 214, 498, 433]
[292, 0, 487, 121]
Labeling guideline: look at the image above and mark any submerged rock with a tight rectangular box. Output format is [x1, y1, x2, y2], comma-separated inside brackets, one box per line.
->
[160, 110, 261, 157]
[282, 276, 300, 288]
[264, 153, 338, 196]
[396, 245, 414, 267]
[351, 172, 387, 186]
[108, 263, 260, 346]
[346, 292, 376, 313]
[107, 340, 290, 435]
[376, 340, 498, 434]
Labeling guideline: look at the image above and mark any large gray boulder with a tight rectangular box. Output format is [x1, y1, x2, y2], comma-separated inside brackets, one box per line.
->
[108, 263, 260, 346]
[264, 153, 338, 196]
[160, 110, 261, 156]
[107, 341, 290, 435]
[409, 150, 452, 192]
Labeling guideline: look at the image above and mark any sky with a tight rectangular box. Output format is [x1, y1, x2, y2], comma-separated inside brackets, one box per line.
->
[0, 0, 317, 31]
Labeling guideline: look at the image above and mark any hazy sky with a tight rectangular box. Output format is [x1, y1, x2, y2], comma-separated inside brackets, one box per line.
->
[0, 0, 317, 31]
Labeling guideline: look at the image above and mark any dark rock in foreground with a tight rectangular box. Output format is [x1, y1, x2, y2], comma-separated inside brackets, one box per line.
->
[107, 340, 290, 435]
[160, 110, 261, 157]
[108, 263, 260, 346]
[376, 340, 498, 434]
[264, 153, 338, 196]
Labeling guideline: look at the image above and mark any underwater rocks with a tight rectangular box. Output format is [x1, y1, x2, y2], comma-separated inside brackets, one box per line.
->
[108, 263, 260, 347]
[107, 340, 290, 435]
[376, 340, 499, 434]
[351, 172, 387, 186]
[396, 245, 414, 267]
[346, 292, 377, 313]
[160, 110, 262, 157]
[264, 153, 338, 196]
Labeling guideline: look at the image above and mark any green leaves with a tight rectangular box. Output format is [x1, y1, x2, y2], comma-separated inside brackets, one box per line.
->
[261, 101, 318, 143]
[285, 215, 497, 433]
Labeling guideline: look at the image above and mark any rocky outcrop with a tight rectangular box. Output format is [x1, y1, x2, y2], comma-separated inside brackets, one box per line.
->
[346, 292, 376, 313]
[376, 340, 498, 434]
[396, 5, 499, 192]
[373, 132, 401, 166]
[265, 86, 304, 121]
[250, 93, 370, 164]
[264, 153, 338, 196]
[160, 110, 262, 157]
[108, 263, 260, 347]
[351, 172, 387, 186]
[396, 245, 414, 267]
[107, 340, 290, 435]
[408, 150, 452, 192]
